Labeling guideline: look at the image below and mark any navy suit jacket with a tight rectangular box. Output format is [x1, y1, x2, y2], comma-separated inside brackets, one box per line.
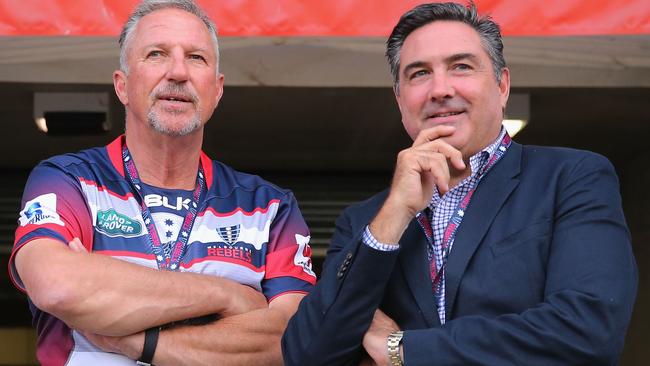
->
[283, 142, 637, 366]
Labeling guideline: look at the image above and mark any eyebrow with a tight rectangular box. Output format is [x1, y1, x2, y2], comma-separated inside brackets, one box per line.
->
[143, 43, 210, 54]
[445, 52, 481, 65]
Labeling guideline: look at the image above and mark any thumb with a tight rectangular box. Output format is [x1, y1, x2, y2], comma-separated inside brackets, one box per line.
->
[68, 238, 88, 253]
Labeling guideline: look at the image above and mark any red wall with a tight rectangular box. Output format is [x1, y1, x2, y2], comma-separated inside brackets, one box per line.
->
[0, 0, 648, 36]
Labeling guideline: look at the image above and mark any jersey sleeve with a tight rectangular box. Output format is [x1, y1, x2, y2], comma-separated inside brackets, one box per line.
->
[9, 162, 94, 291]
[262, 191, 316, 301]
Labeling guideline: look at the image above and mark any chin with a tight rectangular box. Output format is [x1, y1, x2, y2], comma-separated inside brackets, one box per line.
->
[150, 120, 202, 137]
[148, 110, 202, 137]
[442, 134, 469, 152]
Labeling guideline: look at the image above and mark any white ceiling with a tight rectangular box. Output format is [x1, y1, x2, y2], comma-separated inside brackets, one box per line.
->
[0, 35, 649, 87]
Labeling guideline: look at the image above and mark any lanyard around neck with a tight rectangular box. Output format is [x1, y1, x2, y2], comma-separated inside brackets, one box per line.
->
[419, 133, 512, 286]
[122, 144, 205, 271]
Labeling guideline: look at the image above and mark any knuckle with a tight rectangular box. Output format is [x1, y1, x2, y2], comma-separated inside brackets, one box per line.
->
[432, 152, 446, 161]
[397, 148, 414, 161]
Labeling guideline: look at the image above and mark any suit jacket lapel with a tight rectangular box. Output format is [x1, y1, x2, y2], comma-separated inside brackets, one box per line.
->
[399, 219, 441, 327]
[444, 142, 522, 319]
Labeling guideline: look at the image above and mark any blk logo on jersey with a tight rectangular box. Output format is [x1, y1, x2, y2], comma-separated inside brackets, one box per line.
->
[19, 193, 64, 227]
[144, 194, 191, 211]
[217, 225, 240, 245]
[96, 208, 142, 237]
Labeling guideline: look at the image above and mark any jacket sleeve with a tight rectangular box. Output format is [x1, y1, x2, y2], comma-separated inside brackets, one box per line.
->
[401, 153, 637, 366]
[282, 198, 400, 366]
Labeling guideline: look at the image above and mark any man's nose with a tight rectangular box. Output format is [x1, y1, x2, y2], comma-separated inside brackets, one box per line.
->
[166, 53, 189, 82]
[428, 72, 455, 101]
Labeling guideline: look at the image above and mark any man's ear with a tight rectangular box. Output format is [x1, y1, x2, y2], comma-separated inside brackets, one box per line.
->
[113, 70, 129, 106]
[498, 67, 511, 110]
[393, 84, 405, 120]
[214, 72, 225, 106]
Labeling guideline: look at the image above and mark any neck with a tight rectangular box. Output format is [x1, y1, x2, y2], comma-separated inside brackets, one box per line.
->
[125, 127, 203, 190]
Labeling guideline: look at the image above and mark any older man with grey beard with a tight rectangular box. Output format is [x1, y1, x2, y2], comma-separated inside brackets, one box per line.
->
[9, 1, 316, 365]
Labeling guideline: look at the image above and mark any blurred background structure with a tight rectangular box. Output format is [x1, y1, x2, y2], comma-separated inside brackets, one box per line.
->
[0, 0, 648, 364]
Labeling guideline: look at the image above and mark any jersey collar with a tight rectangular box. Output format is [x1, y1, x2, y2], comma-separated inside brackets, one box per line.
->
[105, 135, 214, 190]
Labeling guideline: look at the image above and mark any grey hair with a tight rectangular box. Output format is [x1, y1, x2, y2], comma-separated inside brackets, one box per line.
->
[386, 1, 506, 93]
[118, 0, 220, 74]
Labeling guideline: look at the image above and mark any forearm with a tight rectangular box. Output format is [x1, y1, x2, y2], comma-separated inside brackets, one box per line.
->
[16, 239, 265, 335]
[403, 292, 633, 366]
[368, 198, 413, 245]
[152, 294, 304, 366]
[283, 244, 398, 366]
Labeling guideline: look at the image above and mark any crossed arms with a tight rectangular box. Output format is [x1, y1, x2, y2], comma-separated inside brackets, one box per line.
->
[15, 237, 303, 365]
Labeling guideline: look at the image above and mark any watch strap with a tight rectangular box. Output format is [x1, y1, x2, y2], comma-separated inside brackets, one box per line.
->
[387, 330, 404, 366]
[136, 326, 160, 366]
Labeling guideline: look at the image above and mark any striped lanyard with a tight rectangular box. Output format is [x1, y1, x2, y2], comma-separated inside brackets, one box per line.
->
[417, 133, 512, 294]
[122, 145, 205, 271]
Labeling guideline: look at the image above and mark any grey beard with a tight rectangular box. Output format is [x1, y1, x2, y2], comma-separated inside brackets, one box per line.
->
[147, 108, 202, 137]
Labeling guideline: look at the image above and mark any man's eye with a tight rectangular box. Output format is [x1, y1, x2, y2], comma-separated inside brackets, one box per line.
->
[147, 50, 163, 58]
[410, 70, 429, 79]
[189, 54, 206, 62]
[453, 63, 472, 71]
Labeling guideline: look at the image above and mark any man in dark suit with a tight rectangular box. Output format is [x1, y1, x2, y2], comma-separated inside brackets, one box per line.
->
[282, 2, 637, 365]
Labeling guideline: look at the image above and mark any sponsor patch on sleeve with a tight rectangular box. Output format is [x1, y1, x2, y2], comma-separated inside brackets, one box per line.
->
[18, 193, 65, 227]
[294, 234, 316, 277]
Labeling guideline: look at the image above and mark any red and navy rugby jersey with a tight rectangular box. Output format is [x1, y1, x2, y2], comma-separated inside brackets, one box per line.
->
[9, 136, 316, 366]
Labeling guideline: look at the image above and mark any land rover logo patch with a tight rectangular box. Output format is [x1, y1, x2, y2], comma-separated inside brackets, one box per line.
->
[96, 209, 142, 237]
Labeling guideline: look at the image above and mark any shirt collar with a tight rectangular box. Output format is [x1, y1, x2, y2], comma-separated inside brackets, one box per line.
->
[468, 126, 507, 178]
[105, 134, 215, 190]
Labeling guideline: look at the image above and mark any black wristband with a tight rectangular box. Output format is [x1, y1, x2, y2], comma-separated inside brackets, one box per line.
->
[137, 327, 160, 366]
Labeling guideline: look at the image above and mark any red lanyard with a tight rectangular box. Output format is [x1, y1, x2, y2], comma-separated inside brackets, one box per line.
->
[418, 133, 512, 290]
[122, 145, 205, 271]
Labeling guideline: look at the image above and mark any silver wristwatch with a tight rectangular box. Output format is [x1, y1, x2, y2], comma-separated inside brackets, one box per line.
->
[387, 331, 404, 366]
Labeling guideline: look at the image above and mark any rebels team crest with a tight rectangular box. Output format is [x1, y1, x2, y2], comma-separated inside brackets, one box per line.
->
[217, 225, 240, 245]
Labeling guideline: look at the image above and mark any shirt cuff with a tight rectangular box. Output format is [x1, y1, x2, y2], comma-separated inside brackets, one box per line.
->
[362, 225, 399, 251]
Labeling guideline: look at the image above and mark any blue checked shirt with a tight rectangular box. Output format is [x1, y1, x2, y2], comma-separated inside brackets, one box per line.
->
[363, 128, 508, 324]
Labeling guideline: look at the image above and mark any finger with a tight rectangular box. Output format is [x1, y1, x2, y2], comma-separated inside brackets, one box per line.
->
[372, 309, 395, 324]
[414, 151, 451, 194]
[399, 149, 450, 193]
[428, 159, 451, 195]
[414, 140, 466, 171]
[369, 309, 389, 327]
[68, 238, 80, 251]
[68, 238, 88, 253]
[412, 125, 456, 147]
[372, 309, 400, 330]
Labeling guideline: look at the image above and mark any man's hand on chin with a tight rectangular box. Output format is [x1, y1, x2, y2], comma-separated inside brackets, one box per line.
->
[370, 125, 466, 245]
